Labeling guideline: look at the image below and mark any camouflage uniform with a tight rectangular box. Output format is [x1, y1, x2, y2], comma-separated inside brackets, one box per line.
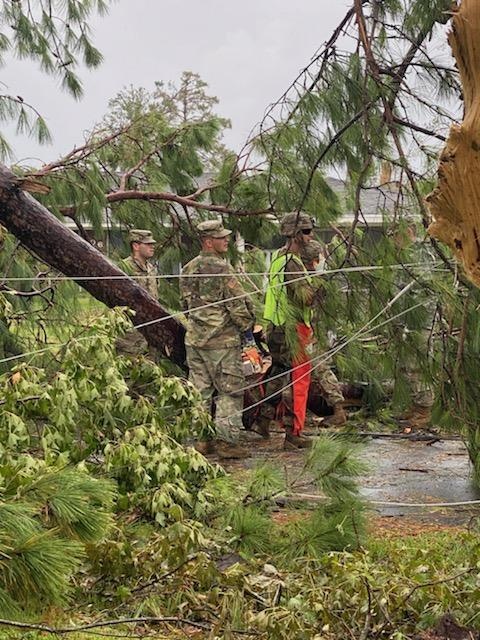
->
[180, 221, 255, 444]
[311, 361, 344, 406]
[116, 230, 158, 357]
[120, 255, 158, 299]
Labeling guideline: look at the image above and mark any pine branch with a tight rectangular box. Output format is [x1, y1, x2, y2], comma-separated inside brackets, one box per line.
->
[60, 189, 274, 217]
[296, 103, 375, 214]
[0, 616, 261, 636]
[391, 115, 446, 142]
[353, 0, 461, 283]
[26, 124, 133, 178]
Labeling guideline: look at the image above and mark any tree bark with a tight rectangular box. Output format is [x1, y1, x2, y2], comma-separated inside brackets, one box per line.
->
[427, 0, 480, 286]
[0, 164, 186, 365]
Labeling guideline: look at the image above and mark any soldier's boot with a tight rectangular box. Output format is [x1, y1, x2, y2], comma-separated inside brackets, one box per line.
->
[253, 416, 271, 439]
[194, 440, 216, 455]
[322, 404, 347, 427]
[399, 405, 431, 430]
[215, 441, 251, 460]
[283, 427, 313, 450]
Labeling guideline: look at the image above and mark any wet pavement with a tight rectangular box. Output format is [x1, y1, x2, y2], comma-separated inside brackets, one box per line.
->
[358, 437, 480, 525]
[227, 428, 480, 526]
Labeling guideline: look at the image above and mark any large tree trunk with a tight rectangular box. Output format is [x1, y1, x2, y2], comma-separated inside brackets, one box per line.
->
[427, 0, 480, 286]
[0, 165, 186, 365]
[427, 0, 480, 484]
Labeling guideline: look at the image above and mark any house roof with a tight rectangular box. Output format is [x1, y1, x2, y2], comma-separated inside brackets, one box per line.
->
[325, 176, 413, 228]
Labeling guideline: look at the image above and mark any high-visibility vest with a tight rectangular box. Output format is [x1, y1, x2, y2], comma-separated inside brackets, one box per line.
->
[263, 251, 312, 327]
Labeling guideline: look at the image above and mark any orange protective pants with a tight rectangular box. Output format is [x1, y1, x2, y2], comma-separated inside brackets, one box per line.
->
[290, 323, 313, 434]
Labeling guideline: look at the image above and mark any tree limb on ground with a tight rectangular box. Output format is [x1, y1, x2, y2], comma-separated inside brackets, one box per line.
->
[0, 616, 260, 637]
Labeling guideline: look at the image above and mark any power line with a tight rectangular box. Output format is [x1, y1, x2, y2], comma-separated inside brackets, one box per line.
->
[0, 267, 316, 365]
[371, 499, 480, 508]
[283, 493, 480, 508]
[234, 299, 426, 398]
[55, 298, 426, 434]
[0, 261, 443, 425]
[220, 281, 418, 421]
[0, 260, 446, 282]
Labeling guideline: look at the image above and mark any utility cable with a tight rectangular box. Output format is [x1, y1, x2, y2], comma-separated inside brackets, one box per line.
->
[220, 281, 417, 420]
[113, 297, 421, 432]
[281, 493, 480, 509]
[0, 260, 446, 282]
[0, 262, 441, 422]
[371, 499, 480, 508]
[228, 300, 426, 398]
[0, 268, 317, 365]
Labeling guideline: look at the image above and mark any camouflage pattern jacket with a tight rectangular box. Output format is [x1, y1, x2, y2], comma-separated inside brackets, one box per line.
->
[120, 256, 158, 299]
[281, 249, 320, 325]
[116, 256, 158, 357]
[180, 251, 255, 349]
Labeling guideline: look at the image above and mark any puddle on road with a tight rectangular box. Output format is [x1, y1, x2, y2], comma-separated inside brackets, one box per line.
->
[228, 431, 480, 526]
[360, 438, 480, 525]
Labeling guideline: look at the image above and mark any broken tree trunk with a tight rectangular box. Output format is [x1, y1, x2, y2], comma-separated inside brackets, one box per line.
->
[427, 0, 480, 286]
[0, 164, 186, 365]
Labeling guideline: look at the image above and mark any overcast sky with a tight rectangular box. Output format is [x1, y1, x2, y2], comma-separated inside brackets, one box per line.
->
[2, 1, 350, 165]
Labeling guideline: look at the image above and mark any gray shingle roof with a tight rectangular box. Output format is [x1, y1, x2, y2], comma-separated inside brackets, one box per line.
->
[326, 176, 413, 227]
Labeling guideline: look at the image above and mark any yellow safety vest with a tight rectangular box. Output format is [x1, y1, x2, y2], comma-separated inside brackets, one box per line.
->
[263, 251, 312, 327]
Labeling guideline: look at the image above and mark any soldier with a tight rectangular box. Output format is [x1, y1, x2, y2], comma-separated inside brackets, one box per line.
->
[263, 212, 321, 449]
[299, 240, 347, 426]
[120, 229, 158, 299]
[116, 229, 158, 357]
[180, 219, 256, 459]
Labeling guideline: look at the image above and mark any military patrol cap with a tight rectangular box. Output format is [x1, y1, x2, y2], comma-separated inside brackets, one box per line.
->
[300, 240, 323, 264]
[197, 219, 232, 239]
[280, 212, 314, 237]
[129, 229, 157, 244]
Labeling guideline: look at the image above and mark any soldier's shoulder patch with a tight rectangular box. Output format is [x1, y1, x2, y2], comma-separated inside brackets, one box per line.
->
[119, 257, 134, 274]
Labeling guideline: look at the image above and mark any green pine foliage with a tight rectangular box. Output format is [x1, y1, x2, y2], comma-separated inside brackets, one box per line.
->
[306, 436, 368, 501]
[280, 499, 366, 560]
[0, 0, 111, 156]
[0, 462, 115, 616]
[21, 469, 115, 543]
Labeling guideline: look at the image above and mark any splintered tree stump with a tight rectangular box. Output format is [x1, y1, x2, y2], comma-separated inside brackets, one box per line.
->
[0, 164, 186, 365]
[427, 0, 480, 286]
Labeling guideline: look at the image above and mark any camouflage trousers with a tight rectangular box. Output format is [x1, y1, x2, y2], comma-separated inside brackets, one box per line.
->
[404, 369, 434, 408]
[186, 345, 245, 444]
[311, 358, 344, 407]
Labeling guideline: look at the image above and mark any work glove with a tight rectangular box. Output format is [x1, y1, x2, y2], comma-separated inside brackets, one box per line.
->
[242, 329, 256, 347]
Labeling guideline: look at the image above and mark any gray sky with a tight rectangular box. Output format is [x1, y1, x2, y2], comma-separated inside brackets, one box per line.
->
[2, 0, 350, 165]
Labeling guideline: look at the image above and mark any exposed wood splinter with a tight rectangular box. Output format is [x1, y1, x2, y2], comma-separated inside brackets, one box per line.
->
[428, 0, 480, 287]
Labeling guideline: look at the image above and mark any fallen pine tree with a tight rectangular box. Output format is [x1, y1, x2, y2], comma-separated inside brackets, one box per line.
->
[0, 163, 364, 422]
[0, 164, 186, 365]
